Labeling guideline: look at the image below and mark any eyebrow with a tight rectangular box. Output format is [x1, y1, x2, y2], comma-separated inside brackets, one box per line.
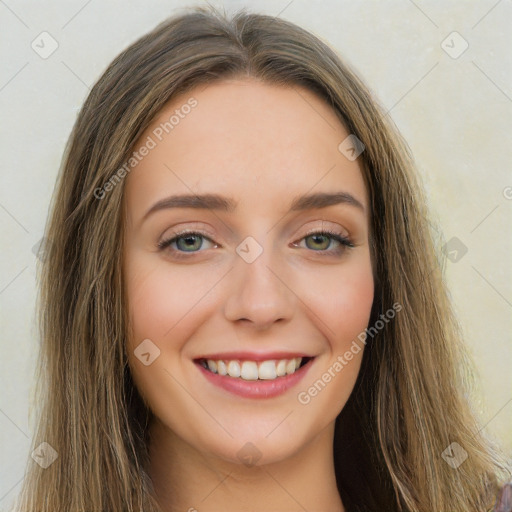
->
[142, 191, 365, 222]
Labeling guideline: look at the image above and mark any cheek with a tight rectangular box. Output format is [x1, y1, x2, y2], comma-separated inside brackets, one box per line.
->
[293, 251, 373, 392]
[293, 260, 373, 422]
[124, 248, 374, 364]
[123, 253, 222, 422]
[331, 268, 374, 347]
[299, 254, 374, 352]
[124, 253, 220, 345]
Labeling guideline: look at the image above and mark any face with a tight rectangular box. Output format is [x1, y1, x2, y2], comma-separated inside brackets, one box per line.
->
[122, 78, 374, 466]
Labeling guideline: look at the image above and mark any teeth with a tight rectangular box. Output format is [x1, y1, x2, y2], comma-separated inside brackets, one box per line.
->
[202, 357, 305, 381]
[276, 359, 287, 377]
[258, 360, 277, 380]
[285, 359, 296, 375]
[240, 361, 259, 380]
[227, 360, 241, 378]
[217, 360, 227, 376]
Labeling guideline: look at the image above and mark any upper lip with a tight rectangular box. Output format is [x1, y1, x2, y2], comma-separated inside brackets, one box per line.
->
[194, 351, 313, 362]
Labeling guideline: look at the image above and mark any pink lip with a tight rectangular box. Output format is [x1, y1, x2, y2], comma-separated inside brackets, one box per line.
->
[195, 357, 314, 399]
[194, 351, 311, 362]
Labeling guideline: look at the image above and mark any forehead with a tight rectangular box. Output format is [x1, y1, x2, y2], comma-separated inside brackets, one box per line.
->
[123, 78, 368, 221]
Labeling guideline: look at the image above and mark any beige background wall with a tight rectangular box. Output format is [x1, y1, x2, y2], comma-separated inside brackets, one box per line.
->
[1, 0, 511, 508]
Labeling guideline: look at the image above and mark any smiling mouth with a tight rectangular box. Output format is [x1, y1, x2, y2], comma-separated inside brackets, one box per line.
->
[196, 356, 313, 381]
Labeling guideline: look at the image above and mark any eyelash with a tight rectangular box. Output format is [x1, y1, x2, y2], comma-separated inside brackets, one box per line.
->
[157, 228, 354, 259]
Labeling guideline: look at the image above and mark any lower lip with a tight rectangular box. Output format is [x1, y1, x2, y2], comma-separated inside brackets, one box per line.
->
[196, 359, 314, 399]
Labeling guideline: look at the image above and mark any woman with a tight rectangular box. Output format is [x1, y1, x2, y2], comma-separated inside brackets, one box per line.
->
[16, 6, 511, 511]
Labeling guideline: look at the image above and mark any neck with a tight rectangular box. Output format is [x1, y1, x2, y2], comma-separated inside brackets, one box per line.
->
[147, 419, 345, 512]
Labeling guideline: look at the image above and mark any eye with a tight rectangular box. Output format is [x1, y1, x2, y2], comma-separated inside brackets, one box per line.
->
[294, 229, 354, 256]
[158, 228, 354, 259]
[158, 230, 216, 258]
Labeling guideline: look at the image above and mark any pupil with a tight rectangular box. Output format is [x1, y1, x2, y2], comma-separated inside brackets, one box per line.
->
[308, 234, 328, 250]
[179, 235, 201, 251]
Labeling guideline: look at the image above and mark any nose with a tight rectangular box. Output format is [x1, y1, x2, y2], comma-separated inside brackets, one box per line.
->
[223, 244, 295, 330]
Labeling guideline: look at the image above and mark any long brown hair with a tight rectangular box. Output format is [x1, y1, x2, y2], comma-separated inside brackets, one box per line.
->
[15, 5, 509, 511]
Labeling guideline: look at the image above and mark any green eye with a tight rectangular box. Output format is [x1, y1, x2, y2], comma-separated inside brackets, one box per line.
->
[299, 230, 354, 256]
[304, 233, 333, 251]
[158, 229, 354, 259]
[158, 231, 215, 255]
[175, 234, 204, 252]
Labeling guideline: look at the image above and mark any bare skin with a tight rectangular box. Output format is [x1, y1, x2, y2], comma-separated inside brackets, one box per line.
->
[123, 78, 374, 512]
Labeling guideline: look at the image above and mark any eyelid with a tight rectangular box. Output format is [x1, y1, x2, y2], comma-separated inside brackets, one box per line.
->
[292, 228, 354, 253]
[157, 228, 217, 250]
[159, 223, 215, 242]
[300, 224, 350, 240]
[157, 225, 354, 259]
